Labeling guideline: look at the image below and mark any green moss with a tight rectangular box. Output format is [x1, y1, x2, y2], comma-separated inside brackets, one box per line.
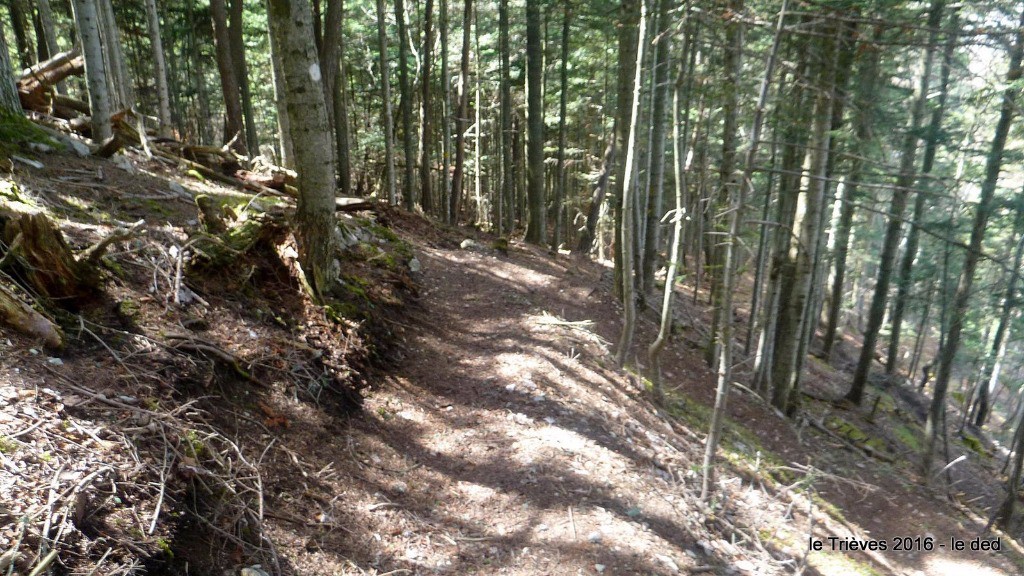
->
[894, 424, 921, 451]
[0, 436, 17, 453]
[961, 433, 989, 457]
[0, 112, 54, 155]
[117, 299, 141, 321]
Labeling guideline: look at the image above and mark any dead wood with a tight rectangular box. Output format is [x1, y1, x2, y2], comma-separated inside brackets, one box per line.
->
[0, 279, 64, 348]
[2, 212, 98, 304]
[17, 50, 84, 113]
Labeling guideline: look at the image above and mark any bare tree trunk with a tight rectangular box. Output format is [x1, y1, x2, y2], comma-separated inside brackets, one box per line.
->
[395, 0, 416, 209]
[36, 0, 62, 94]
[770, 19, 837, 415]
[612, 0, 640, 299]
[0, 24, 20, 114]
[439, 0, 451, 222]
[550, 0, 569, 250]
[524, 0, 545, 243]
[614, 0, 647, 367]
[377, 0, 397, 205]
[419, 0, 435, 213]
[450, 0, 471, 220]
[497, 0, 513, 235]
[210, 0, 244, 152]
[266, 0, 339, 299]
[229, 0, 258, 155]
[144, 0, 174, 138]
[924, 4, 1024, 477]
[8, 0, 34, 68]
[639, 0, 671, 296]
[71, 0, 111, 141]
[97, 0, 132, 110]
[267, 12, 292, 165]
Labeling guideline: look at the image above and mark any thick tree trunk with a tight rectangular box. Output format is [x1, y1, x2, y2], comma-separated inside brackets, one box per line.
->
[439, 0, 451, 222]
[614, 0, 647, 367]
[97, 0, 132, 110]
[0, 25, 21, 114]
[266, 0, 339, 299]
[71, 0, 111, 142]
[36, 0, 62, 95]
[612, 0, 640, 299]
[923, 5, 1024, 477]
[846, 0, 943, 405]
[377, 0, 397, 206]
[524, 0, 545, 244]
[144, 0, 174, 138]
[210, 0, 244, 152]
[770, 20, 837, 415]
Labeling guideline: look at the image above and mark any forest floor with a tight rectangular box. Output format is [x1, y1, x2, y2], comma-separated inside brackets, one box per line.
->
[1, 144, 1024, 575]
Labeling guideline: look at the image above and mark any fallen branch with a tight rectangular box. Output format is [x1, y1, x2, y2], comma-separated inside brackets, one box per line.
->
[0, 279, 64, 348]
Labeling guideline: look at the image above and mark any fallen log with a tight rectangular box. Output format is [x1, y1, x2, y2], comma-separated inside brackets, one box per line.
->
[17, 50, 84, 112]
[0, 280, 63, 348]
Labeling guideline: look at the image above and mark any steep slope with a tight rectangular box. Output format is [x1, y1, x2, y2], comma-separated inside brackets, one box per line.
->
[1, 144, 1022, 576]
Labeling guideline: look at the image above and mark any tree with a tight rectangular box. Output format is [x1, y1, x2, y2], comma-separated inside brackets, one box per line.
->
[550, 0, 569, 250]
[210, 0, 245, 152]
[266, 0, 340, 299]
[229, 0, 259, 155]
[614, 0, 646, 367]
[845, 0, 944, 406]
[419, 0, 435, 213]
[71, 0, 112, 142]
[524, 0, 545, 244]
[923, 3, 1024, 477]
[377, 0, 398, 206]
[0, 25, 20, 115]
[450, 0, 471, 220]
[395, 0, 416, 210]
[144, 0, 174, 138]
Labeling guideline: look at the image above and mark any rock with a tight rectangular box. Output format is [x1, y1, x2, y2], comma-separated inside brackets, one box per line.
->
[460, 239, 479, 250]
[587, 530, 602, 543]
[46, 357, 63, 366]
[408, 257, 421, 272]
[595, 564, 606, 573]
[240, 566, 271, 576]
[655, 554, 680, 573]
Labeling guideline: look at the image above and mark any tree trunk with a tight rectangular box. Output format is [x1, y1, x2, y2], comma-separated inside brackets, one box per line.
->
[923, 4, 1024, 477]
[210, 0, 245, 152]
[450, 0, 471, 220]
[770, 20, 837, 415]
[266, 0, 339, 299]
[639, 0, 671, 296]
[974, 212, 1024, 427]
[439, 0, 451, 222]
[612, 0, 640, 299]
[377, 0, 398, 206]
[267, 10, 292, 165]
[229, 0, 258, 155]
[71, 0, 111, 142]
[97, 0, 132, 110]
[395, 0, 416, 210]
[550, 0, 569, 250]
[144, 0, 174, 138]
[497, 0, 513, 235]
[8, 0, 34, 69]
[846, 0, 943, 405]
[523, 0, 545, 243]
[36, 0, 62, 94]
[0, 24, 21, 114]
[419, 0, 435, 213]
[613, 0, 647, 367]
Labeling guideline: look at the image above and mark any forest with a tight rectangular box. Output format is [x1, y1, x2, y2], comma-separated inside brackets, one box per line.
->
[3, 0, 1024, 573]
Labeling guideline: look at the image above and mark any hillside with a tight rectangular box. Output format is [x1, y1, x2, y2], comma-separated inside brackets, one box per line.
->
[0, 143, 1022, 576]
